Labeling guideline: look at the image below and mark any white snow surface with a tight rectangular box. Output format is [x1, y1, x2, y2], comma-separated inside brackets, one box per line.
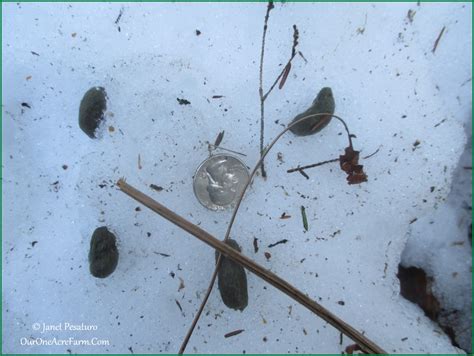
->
[2, 2, 471, 354]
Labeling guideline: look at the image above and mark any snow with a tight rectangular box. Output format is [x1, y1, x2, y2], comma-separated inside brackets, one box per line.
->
[3, 2, 471, 354]
[401, 119, 472, 352]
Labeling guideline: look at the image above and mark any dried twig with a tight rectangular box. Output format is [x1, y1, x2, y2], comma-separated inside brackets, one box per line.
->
[179, 113, 364, 353]
[116, 178, 386, 354]
[287, 158, 340, 174]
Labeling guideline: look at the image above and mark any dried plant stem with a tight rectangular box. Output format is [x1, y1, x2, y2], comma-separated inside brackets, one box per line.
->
[258, 2, 274, 178]
[179, 113, 363, 353]
[116, 178, 386, 354]
[287, 157, 340, 174]
[259, 4, 301, 178]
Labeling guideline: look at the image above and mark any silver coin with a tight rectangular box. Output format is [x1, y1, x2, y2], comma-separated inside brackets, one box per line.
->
[193, 154, 250, 211]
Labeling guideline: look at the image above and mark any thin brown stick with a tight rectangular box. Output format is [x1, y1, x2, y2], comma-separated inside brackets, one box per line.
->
[116, 178, 386, 354]
[287, 157, 340, 174]
[180, 113, 355, 353]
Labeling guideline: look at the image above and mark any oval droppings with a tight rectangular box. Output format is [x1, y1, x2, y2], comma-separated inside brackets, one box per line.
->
[79, 86, 107, 139]
[289, 87, 335, 136]
[88, 226, 119, 278]
[215, 239, 248, 311]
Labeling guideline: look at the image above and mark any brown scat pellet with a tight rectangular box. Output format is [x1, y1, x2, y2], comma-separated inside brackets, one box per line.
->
[289, 87, 335, 136]
[215, 239, 248, 311]
[79, 87, 107, 138]
[89, 226, 118, 278]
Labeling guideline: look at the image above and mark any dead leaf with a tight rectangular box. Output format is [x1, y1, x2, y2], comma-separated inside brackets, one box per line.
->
[339, 146, 368, 185]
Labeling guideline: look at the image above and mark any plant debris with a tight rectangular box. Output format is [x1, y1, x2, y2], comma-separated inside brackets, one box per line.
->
[175, 299, 183, 313]
[432, 26, 446, 54]
[115, 7, 124, 31]
[362, 146, 381, 159]
[138, 154, 142, 170]
[253, 237, 259, 253]
[299, 169, 309, 179]
[178, 277, 185, 292]
[150, 184, 163, 192]
[224, 329, 244, 338]
[268, 239, 288, 248]
[412, 139, 421, 150]
[407, 9, 416, 23]
[279, 62, 291, 90]
[153, 251, 170, 257]
[214, 130, 225, 147]
[345, 344, 365, 354]
[339, 146, 368, 185]
[298, 51, 308, 63]
[177, 98, 191, 105]
[280, 212, 291, 219]
[212, 95, 224, 99]
[287, 158, 339, 174]
[300, 206, 308, 231]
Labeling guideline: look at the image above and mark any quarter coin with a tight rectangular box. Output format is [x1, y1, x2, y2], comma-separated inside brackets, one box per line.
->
[193, 154, 250, 211]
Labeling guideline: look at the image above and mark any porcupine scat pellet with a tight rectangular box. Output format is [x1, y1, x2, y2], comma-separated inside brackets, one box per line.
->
[215, 239, 248, 311]
[289, 87, 335, 136]
[78, 86, 107, 138]
[89, 226, 119, 278]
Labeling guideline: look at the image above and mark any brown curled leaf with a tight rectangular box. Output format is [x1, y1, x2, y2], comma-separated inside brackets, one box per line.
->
[279, 62, 291, 90]
[339, 146, 368, 185]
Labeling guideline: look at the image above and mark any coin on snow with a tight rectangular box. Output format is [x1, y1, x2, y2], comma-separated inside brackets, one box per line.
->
[193, 154, 250, 211]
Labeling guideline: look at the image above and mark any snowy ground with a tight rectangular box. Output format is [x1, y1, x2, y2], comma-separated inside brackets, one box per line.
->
[2, 2, 471, 354]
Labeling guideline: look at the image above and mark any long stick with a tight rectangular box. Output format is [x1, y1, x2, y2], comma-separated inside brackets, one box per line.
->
[116, 179, 386, 354]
